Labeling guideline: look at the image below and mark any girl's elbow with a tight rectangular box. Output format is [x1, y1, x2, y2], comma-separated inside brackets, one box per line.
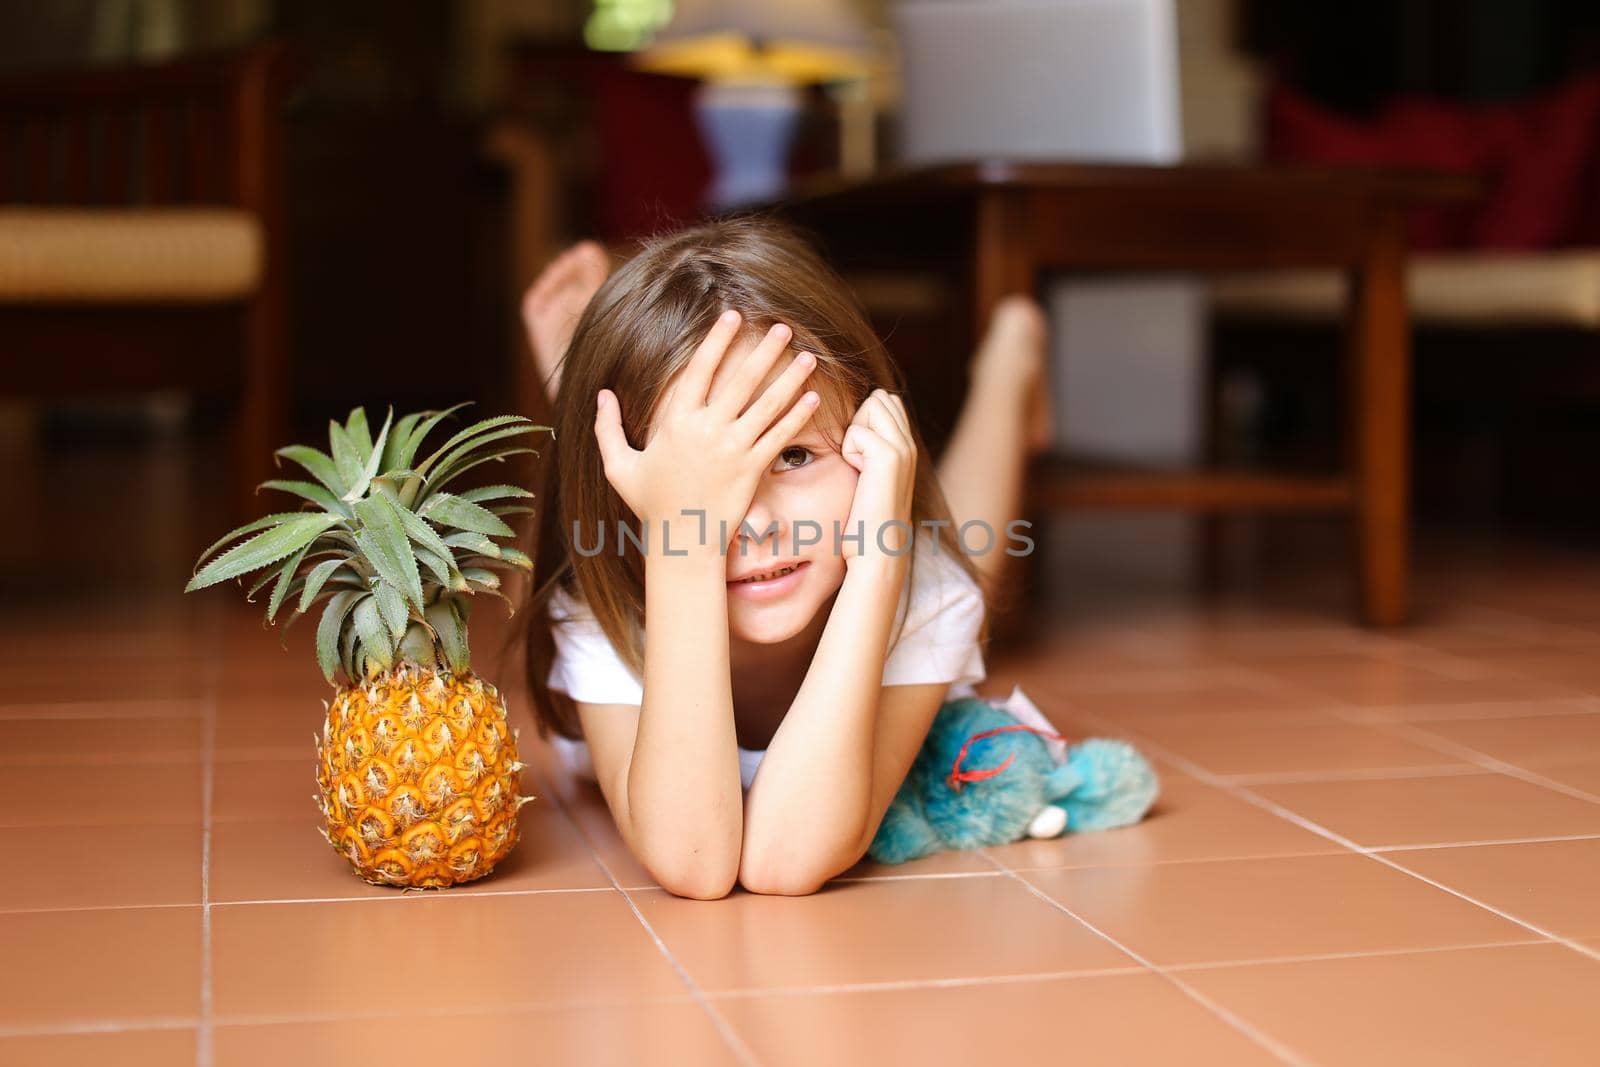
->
[739, 828, 866, 896]
[737, 856, 830, 897]
[739, 872, 827, 897]
[661, 871, 738, 900]
[650, 855, 740, 900]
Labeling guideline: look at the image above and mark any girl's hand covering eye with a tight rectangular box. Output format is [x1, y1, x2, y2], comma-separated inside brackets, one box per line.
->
[839, 388, 917, 566]
[591, 310, 821, 551]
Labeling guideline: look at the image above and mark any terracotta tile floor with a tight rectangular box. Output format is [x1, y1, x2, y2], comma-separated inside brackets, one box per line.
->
[5, 433, 1600, 1064]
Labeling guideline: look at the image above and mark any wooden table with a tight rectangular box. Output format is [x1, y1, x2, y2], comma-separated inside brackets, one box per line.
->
[771, 161, 1476, 628]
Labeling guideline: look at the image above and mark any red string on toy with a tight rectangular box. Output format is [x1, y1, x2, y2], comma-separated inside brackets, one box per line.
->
[947, 723, 1070, 793]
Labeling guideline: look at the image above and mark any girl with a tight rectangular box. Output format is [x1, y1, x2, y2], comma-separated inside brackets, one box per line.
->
[516, 216, 1052, 899]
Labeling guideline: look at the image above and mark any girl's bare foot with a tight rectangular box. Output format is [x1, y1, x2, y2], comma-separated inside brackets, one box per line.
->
[971, 294, 1055, 455]
[522, 240, 612, 400]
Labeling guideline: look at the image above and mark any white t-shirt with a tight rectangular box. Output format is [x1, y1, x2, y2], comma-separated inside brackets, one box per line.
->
[546, 532, 987, 790]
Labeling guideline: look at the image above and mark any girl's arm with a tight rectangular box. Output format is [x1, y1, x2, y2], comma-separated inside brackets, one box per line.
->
[627, 527, 744, 897]
[587, 311, 823, 899]
[740, 552, 949, 895]
[740, 388, 932, 895]
[576, 528, 744, 900]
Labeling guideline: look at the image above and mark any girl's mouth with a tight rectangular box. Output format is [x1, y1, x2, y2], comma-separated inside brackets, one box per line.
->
[727, 560, 810, 599]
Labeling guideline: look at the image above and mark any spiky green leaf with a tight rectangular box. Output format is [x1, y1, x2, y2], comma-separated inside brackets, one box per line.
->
[298, 557, 352, 613]
[341, 603, 362, 679]
[497, 546, 533, 570]
[424, 425, 547, 492]
[315, 589, 362, 684]
[345, 407, 373, 458]
[458, 484, 534, 505]
[193, 512, 308, 574]
[187, 514, 339, 592]
[352, 493, 425, 613]
[244, 569, 278, 604]
[418, 493, 515, 538]
[460, 566, 500, 589]
[397, 402, 474, 471]
[381, 412, 428, 473]
[328, 419, 364, 490]
[257, 479, 352, 518]
[341, 407, 394, 503]
[373, 579, 409, 644]
[265, 541, 313, 623]
[422, 447, 539, 496]
[416, 417, 538, 479]
[273, 445, 347, 498]
[370, 485, 460, 580]
[352, 594, 392, 671]
[397, 621, 439, 667]
[415, 545, 456, 589]
[442, 531, 500, 558]
[424, 596, 469, 673]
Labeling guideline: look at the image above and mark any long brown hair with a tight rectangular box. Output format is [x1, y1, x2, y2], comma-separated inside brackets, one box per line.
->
[512, 214, 992, 741]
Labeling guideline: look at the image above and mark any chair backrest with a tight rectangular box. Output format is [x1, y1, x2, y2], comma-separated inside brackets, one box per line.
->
[0, 41, 290, 211]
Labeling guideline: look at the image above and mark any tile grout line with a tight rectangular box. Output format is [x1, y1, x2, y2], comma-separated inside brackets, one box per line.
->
[1063, 703, 1600, 966]
[1160, 937, 1552, 974]
[0, 1017, 202, 1040]
[530, 764, 763, 1067]
[1337, 697, 1600, 723]
[1370, 831, 1600, 852]
[198, 606, 222, 1067]
[0, 992, 706, 1041]
[0, 936, 1575, 1043]
[1364, 719, 1600, 806]
[975, 851, 1314, 1066]
[198, 617, 224, 1067]
[1224, 658, 1600, 804]
[13, 821, 1600, 917]
[1201, 658, 1600, 808]
[1213, 764, 1489, 786]
[692, 965, 1149, 1001]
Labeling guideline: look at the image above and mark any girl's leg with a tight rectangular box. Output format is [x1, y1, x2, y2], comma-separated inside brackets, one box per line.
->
[522, 240, 612, 402]
[935, 295, 1055, 589]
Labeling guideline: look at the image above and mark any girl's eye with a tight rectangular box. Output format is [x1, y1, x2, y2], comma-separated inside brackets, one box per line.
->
[772, 446, 813, 472]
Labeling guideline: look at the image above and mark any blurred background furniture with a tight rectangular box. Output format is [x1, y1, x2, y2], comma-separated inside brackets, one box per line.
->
[777, 160, 1475, 628]
[0, 40, 294, 527]
[634, 0, 874, 211]
[1208, 2, 1600, 534]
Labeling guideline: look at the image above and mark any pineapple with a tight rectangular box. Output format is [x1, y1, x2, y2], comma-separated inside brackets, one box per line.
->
[186, 404, 550, 888]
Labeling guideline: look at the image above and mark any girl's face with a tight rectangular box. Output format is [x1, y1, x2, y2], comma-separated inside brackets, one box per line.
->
[650, 331, 858, 646]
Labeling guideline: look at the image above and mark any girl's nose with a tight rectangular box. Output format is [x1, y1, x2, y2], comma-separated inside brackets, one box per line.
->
[737, 490, 786, 553]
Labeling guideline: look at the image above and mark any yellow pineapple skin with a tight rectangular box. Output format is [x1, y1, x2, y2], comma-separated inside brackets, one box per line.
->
[314, 662, 532, 888]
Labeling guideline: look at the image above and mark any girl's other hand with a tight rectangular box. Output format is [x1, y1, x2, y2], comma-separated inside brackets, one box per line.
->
[839, 389, 917, 567]
[592, 309, 821, 552]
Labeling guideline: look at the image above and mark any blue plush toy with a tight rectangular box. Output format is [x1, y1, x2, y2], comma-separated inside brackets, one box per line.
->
[867, 687, 1161, 865]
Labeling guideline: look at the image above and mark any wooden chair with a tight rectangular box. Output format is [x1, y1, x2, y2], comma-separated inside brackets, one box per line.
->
[0, 42, 295, 528]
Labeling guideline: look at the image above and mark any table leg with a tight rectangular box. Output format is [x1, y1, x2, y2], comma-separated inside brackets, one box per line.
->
[1346, 206, 1410, 626]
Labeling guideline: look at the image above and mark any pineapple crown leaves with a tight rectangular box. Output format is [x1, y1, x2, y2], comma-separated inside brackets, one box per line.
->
[185, 403, 550, 686]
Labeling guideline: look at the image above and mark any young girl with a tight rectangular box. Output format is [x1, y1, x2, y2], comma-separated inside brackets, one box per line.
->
[516, 216, 1052, 899]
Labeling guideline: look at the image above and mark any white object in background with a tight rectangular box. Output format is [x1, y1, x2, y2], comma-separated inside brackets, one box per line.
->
[1054, 276, 1205, 464]
[892, 0, 1181, 166]
[891, 0, 1203, 577]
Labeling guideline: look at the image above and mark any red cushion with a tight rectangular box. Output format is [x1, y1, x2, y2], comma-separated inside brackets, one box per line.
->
[1266, 74, 1600, 250]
